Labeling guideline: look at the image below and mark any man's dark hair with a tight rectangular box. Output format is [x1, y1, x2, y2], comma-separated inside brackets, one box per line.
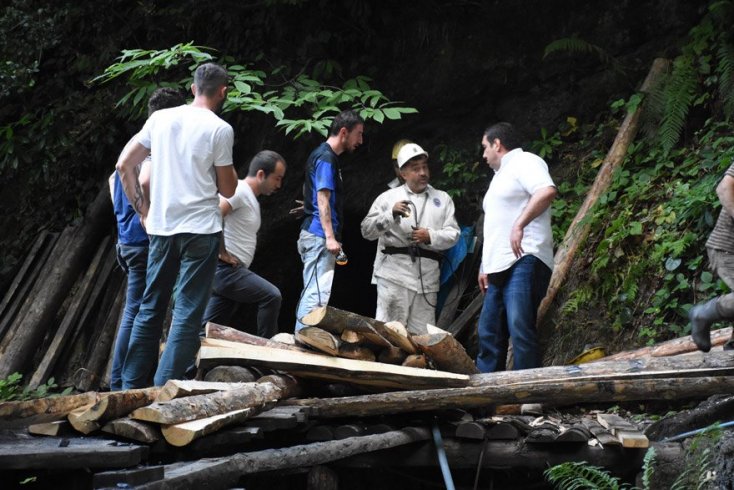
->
[328, 109, 364, 136]
[147, 87, 185, 116]
[193, 63, 229, 97]
[247, 150, 286, 177]
[483, 122, 522, 151]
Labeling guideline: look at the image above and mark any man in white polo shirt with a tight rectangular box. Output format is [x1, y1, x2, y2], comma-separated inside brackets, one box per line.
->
[476, 122, 556, 373]
[116, 62, 238, 387]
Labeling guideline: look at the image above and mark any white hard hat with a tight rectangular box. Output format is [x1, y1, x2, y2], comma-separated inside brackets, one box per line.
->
[397, 143, 428, 168]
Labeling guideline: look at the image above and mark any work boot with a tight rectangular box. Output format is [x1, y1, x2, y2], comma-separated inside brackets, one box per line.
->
[689, 298, 722, 352]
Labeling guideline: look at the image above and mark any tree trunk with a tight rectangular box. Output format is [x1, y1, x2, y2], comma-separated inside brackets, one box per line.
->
[536, 57, 671, 326]
[378, 346, 407, 365]
[302, 305, 416, 353]
[412, 332, 479, 374]
[68, 387, 160, 434]
[338, 343, 376, 362]
[131, 379, 291, 425]
[198, 337, 469, 390]
[0, 186, 111, 378]
[402, 354, 428, 369]
[0, 391, 101, 428]
[293, 376, 734, 418]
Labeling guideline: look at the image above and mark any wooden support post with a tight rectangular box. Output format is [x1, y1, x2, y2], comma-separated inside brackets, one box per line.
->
[536, 58, 671, 325]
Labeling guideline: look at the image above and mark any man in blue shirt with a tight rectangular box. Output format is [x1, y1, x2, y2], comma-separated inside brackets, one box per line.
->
[294, 110, 364, 331]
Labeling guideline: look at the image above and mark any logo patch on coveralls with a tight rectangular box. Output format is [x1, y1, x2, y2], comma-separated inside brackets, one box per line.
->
[433, 197, 441, 207]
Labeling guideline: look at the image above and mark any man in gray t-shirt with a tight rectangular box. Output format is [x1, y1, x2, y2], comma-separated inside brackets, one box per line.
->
[691, 163, 734, 352]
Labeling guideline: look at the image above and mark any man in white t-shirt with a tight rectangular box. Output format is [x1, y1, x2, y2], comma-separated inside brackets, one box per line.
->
[116, 63, 238, 388]
[203, 150, 286, 338]
[476, 122, 557, 373]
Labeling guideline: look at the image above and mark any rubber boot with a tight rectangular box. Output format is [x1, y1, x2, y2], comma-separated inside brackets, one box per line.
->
[689, 298, 722, 352]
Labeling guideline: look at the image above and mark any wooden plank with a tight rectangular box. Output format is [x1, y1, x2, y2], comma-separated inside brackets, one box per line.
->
[0, 232, 53, 327]
[580, 418, 621, 447]
[616, 430, 649, 448]
[162, 407, 257, 447]
[58, 240, 119, 387]
[198, 337, 470, 390]
[75, 274, 126, 392]
[0, 230, 61, 343]
[0, 436, 147, 469]
[445, 292, 483, 338]
[0, 186, 111, 379]
[28, 420, 73, 437]
[93, 466, 164, 488]
[28, 235, 112, 389]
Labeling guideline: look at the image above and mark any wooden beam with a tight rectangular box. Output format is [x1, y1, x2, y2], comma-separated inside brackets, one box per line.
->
[135, 428, 431, 489]
[602, 327, 733, 361]
[28, 236, 112, 388]
[537, 57, 671, 325]
[0, 391, 101, 428]
[198, 337, 469, 390]
[161, 407, 257, 447]
[290, 376, 734, 418]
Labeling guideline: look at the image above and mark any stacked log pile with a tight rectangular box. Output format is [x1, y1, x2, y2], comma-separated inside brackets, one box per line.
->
[0, 316, 732, 488]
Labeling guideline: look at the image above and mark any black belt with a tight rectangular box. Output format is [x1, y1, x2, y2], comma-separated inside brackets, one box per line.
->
[382, 246, 443, 263]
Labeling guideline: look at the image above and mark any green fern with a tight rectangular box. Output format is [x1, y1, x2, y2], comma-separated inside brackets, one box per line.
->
[659, 56, 697, 155]
[716, 39, 734, 116]
[543, 37, 624, 74]
[640, 447, 656, 490]
[544, 461, 625, 490]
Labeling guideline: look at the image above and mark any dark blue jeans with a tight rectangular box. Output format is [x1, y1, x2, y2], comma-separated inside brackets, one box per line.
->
[477, 255, 551, 373]
[122, 232, 219, 388]
[110, 243, 149, 391]
[202, 261, 282, 338]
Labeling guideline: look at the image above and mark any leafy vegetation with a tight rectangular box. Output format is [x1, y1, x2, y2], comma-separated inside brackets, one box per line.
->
[643, 0, 734, 154]
[0, 373, 72, 401]
[92, 43, 417, 138]
[545, 424, 722, 489]
[545, 0, 734, 346]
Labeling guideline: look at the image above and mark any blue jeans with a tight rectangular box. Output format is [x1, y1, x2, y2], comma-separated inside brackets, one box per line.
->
[477, 255, 551, 373]
[203, 261, 282, 338]
[110, 243, 149, 391]
[294, 230, 335, 332]
[122, 233, 219, 388]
